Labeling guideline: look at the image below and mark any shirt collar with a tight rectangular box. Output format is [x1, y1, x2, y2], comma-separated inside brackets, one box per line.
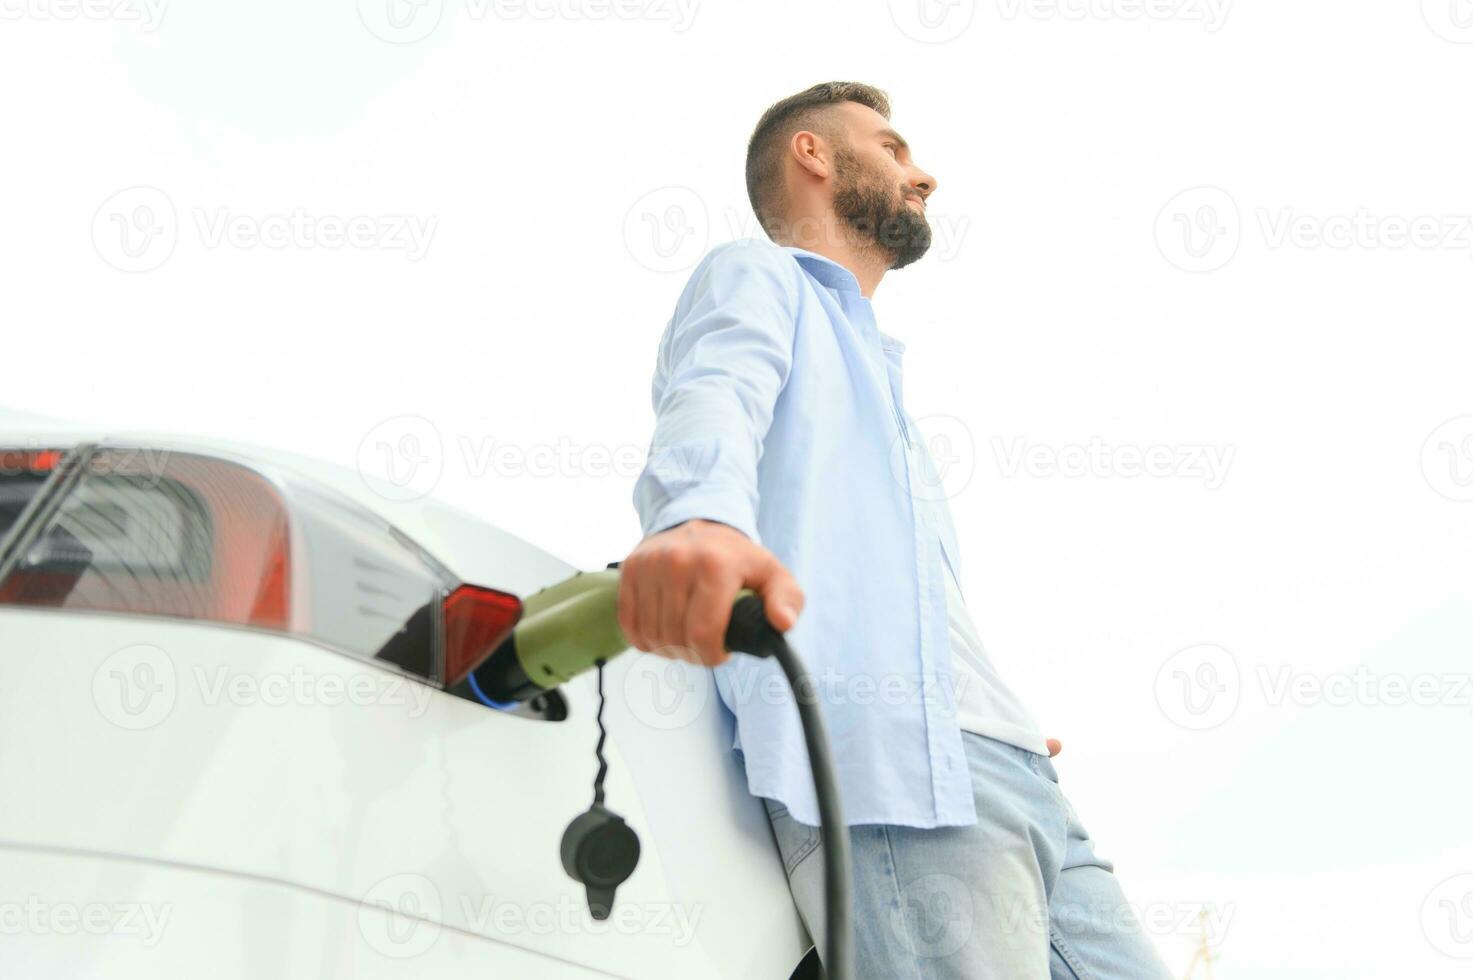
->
[780, 245, 863, 295]
[779, 244, 908, 354]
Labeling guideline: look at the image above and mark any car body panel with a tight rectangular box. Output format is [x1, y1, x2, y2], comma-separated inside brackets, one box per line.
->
[0, 412, 812, 978]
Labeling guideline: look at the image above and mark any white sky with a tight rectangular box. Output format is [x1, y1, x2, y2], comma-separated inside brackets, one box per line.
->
[3, 1, 1473, 975]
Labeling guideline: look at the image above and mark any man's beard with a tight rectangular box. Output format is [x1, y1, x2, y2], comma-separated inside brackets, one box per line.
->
[830, 143, 933, 270]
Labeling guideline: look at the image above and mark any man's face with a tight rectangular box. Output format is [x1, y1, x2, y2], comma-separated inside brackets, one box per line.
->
[827, 102, 938, 269]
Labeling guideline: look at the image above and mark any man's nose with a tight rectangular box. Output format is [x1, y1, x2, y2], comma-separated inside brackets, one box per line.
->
[909, 168, 938, 200]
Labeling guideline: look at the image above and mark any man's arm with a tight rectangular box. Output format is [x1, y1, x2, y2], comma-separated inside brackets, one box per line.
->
[621, 244, 805, 666]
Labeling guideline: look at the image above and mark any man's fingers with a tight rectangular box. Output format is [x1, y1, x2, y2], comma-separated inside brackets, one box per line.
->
[685, 573, 734, 667]
[748, 552, 804, 632]
[617, 564, 649, 651]
[1046, 738, 1062, 758]
[619, 519, 803, 663]
[656, 552, 695, 662]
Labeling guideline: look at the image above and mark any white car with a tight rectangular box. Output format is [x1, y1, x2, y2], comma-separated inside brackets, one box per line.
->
[0, 415, 814, 979]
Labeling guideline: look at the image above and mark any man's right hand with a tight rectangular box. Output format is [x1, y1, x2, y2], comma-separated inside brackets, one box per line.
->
[616, 519, 805, 667]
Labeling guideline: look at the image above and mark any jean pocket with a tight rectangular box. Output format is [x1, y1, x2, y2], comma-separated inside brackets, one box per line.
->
[1036, 752, 1061, 786]
[762, 798, 822, 875]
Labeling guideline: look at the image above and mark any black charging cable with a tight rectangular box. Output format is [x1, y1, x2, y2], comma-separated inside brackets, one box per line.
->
[724, 595, 853, 980]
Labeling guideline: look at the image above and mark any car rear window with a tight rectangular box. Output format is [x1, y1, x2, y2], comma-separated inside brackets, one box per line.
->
[0, 446, 456, 682]
[0, 449, 64, 541]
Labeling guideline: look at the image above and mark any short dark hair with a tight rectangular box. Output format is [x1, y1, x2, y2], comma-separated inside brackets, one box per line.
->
[745, 81, 891, 236]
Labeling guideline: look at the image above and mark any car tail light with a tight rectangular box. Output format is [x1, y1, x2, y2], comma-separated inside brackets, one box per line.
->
[0, 446, 526, 694]
[0, 449, 62, 474]
[442, 584, 523, 689]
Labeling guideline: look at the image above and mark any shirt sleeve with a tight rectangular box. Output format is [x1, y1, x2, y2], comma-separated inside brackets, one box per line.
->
[633, 242, 802, 544]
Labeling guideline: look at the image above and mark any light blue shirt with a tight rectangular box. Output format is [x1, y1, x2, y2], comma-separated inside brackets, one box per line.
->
[633, 237, 979, 828]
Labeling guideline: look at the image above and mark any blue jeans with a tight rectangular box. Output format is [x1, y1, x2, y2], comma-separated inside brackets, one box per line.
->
[756, 732, 1174, 979]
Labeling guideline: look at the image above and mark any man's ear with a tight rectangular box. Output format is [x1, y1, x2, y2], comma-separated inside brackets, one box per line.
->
[788, 129, 832, 180]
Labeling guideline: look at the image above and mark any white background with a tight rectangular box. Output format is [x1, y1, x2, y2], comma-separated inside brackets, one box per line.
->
[3, 0, 1473, 975]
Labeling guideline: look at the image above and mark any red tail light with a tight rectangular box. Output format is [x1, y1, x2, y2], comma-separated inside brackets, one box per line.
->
[0, 449, 62, 474]
[443, 584, 523, 688]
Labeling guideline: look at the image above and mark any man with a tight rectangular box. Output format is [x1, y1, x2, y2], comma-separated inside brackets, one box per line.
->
[619, 82, 1171, 979]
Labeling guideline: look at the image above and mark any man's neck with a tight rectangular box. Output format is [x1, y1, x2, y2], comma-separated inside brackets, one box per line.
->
[778, 217, 890, 298]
